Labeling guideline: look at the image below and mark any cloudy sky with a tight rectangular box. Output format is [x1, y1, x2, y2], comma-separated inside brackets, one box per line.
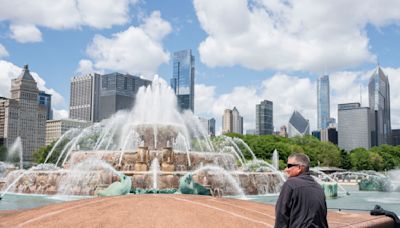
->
[0, 0, 400, 133]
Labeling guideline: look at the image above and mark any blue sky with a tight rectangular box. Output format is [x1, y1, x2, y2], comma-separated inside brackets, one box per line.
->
[1, 0, 400, 133]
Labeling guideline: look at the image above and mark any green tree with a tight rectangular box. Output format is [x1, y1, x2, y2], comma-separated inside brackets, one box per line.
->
[0, 146, 7, 161]
[339, 149, 352, 170]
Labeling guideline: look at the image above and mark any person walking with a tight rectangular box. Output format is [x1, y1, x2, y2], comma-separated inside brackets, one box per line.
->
[275, 153, 328, 228]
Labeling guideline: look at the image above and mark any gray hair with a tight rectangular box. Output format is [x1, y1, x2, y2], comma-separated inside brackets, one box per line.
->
[288, 153, 310, 172]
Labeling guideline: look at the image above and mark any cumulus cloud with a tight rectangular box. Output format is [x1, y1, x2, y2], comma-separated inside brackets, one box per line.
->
[0, 44, 8, 58]
[0, 0, 137, 42]
[195, 67, 400, 134]
[76, 59, 95, 75]
[195, 74, 316, 132]
[10, 24, 42, 43]
[53, 108, 69, 120]
[85, 11, 171, 77]
[0, 60, 65, 107]
[194, 0, 400, 72]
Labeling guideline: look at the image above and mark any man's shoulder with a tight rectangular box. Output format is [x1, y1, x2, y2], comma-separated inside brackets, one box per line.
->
[285, 175, 314, 188]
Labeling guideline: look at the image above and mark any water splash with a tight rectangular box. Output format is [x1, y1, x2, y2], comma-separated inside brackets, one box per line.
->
[150, 158, 160, 189]
[8, 137, 23, 169]
[272, 149, 279, 170]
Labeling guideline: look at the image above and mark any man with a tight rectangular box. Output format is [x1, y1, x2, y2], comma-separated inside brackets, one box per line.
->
[275, 153, 328, 228]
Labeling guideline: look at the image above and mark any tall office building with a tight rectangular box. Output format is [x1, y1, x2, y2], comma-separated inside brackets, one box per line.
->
[38, 91, 53, 120]
[287, 110, 310, 138]
[256, 100, 273, 135]
[232, 107, 243, 134]
[69, 73, 150, 122]
[0, 65, 46, 163]
[222, 109, 233, 134]
[369, 66, 391, 146]
[317, 75, 330, 130]
[222, 107, 243, 134]
[170, 49, 195, 112]
[46, 119, 91, 145]
[338, 103, 373, 151]
[208, 118, 216, 136]
[99, 73, 151, 121]
[69, 73, 101, 122]
[392, 129, 400, 146]
[321, 125, 338, 145]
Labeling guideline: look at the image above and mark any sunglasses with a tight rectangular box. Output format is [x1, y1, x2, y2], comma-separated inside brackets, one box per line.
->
[286, 163, 301, 168]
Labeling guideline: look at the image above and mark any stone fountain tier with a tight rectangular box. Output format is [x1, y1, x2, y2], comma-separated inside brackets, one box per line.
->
[66, 148, 238, 172]
[0, 170, 117, 195]
[133, 124, 181, 150]
[0, 169, 282, 196]
[126, 171, 282, 195]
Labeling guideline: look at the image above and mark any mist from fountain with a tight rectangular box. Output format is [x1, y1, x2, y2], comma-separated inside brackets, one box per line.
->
[191, 165, 246, 198]
[311, 168, 349, 196]
[58, 157, 121, 196]
[7, 75, 283, 197]
[272, 149, 279, 170]
[44, 128, 81, 164]
[7, 137, 23, 169]
[387, 169, 400, 191]
[150, 158, 160, 189]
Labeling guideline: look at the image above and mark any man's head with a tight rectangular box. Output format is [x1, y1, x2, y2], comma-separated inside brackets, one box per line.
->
[285, 153, 310, 177]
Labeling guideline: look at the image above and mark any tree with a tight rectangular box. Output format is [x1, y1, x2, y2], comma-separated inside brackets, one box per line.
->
[0, 146, 7, 161]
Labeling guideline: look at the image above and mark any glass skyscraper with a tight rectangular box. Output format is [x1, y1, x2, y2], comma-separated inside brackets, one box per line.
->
[317, 75, 330, 130]
[256, 100, 273, 135]
[369, 66, 391, 146]
[171, 49, 195, 112]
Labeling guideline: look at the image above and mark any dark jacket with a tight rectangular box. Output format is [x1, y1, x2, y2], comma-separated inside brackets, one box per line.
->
[275, 172, 328, 228]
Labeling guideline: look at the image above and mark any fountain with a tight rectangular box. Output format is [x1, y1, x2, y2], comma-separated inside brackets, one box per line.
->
[7, 137, 23, 169]
[272, 149, 279, 170]
[0, 76, 283, 198]
[330, 171, 396, 192]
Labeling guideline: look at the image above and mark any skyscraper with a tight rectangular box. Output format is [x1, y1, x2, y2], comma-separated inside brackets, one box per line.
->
[208, 118, 216, 137]
[256, 100, 273, 135]
[287, 110, 310, 138]
[99, 73, 151, 121]
[317, 75, 330, 130]
[170, 49, 195, 112]
[369, 66, 391, 146]
[0, 65, 46, 163]
[232, 107, 243, 134]
[69, 73, 101, 122]
[69, 72, 150, 122]
[222, 107, 243, 134]
[38, 91, 53, 120]
[338, 103, 373, 151]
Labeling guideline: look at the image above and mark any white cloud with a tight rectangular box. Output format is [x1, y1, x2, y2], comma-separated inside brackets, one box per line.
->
[76, 59, 95, 75]
[53, 108, 69, 120]
[0, 0, 137, 42]
[195, 67, 400, 134]
[0, 44, 8, 58]
[86, 11, 171, 77]
[10, 24, 42, 43]
[194, 0, 400, 72]
[195, 74, 316, 133]
[0, 60, 65, 107]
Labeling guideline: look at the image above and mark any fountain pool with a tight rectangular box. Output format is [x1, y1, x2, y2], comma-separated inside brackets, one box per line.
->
[244, 185, 400, 216]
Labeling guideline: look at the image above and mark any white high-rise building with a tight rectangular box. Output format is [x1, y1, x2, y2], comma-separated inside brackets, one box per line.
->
[222, 107, 243, 134]
[69, 73, 101, 122]
[0, 65, 47, 163]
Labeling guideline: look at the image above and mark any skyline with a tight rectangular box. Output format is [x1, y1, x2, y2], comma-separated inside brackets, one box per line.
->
[1, 0, 400, 133]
